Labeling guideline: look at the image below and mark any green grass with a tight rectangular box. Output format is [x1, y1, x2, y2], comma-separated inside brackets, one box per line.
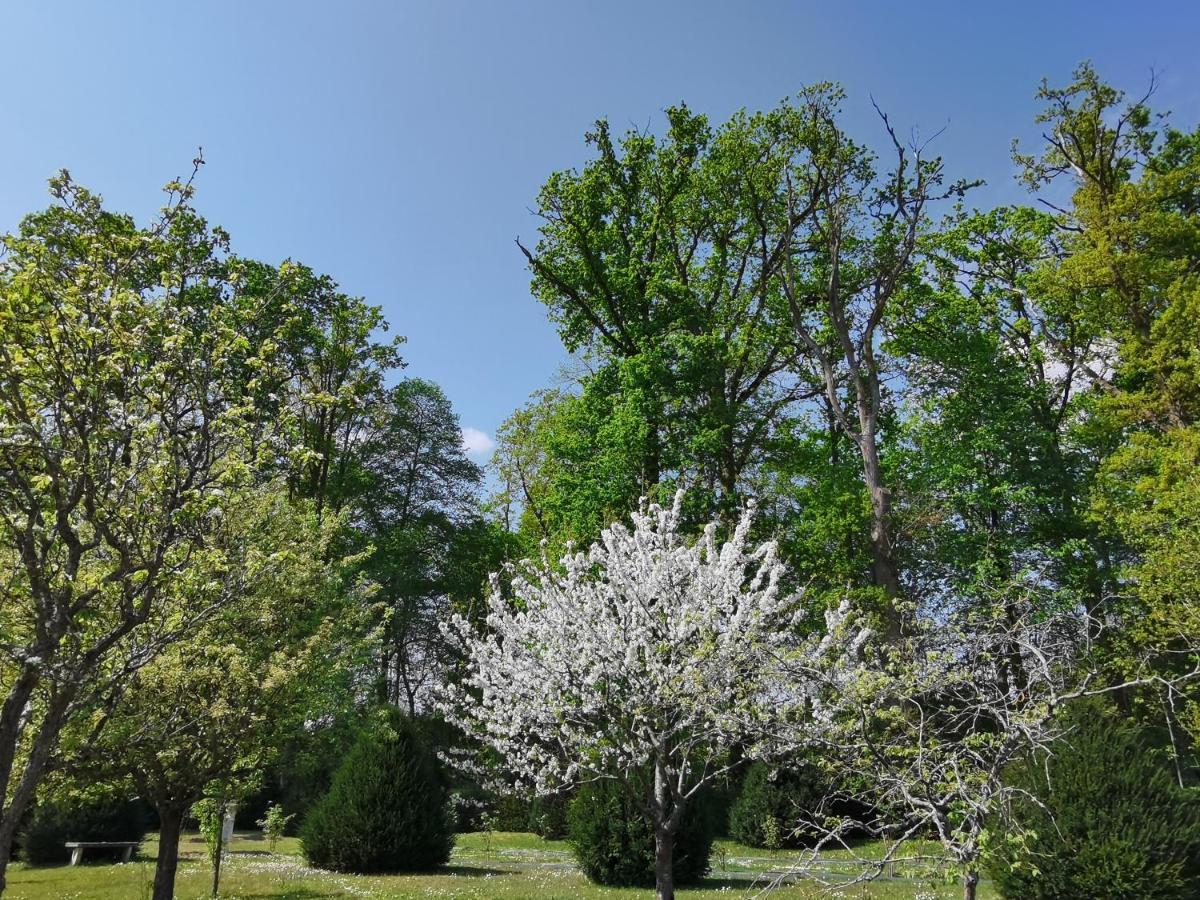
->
[6, 830, 993, 899]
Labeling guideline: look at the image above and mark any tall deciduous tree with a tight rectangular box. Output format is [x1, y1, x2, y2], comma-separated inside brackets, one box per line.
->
[517, 103, 815, 533]
[1014, 64, 1200, 739]
[776, 86, 975, 634]
[0, 170, 290, 890]
[356, 378, 489, 712]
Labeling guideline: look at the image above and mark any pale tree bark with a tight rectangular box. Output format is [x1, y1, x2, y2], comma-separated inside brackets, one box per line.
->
[780, 97, 972, 638]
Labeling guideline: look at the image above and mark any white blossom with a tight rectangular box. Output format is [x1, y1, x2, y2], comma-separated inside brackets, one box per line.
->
[437, 492, 807, 804]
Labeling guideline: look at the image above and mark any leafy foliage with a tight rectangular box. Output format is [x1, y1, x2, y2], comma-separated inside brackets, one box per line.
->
[18, 797, 147, 865]
[567, 779, 713, 887]
[988, 703, 1200, 899]
[301, 712, 453, 874]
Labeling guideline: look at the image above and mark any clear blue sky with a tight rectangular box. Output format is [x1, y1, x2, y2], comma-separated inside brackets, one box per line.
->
[4, 1, 1198, 459]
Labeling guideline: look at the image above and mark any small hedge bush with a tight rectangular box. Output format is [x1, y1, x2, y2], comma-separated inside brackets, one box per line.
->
[988, 701, 1200, 900]
[529, 791, 571, 840]
[567, 779, 713, 887]
[301, 712, 453, 873]
[19, 797, 148, 865]
[729, 760, 826, 848]
[490, 794, 532, 832]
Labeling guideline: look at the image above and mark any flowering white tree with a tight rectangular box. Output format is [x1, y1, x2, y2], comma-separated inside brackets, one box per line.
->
[438, 493, 802, 900]
[769, 592, 1200, 900]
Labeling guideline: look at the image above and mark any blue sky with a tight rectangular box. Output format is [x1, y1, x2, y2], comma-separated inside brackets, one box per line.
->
[4, 1, 1199, 460]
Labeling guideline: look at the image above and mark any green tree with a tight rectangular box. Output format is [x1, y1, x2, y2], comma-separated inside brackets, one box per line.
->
[68, 487, 372, 900]
[353, 379, 488, 712]
[1014, 64, 1200, 740]
[0, 169, 291, 890]
[891, 206, 1113, 639]
[235, 259, 406, 519]
[773, 85, 977, 635]
[516, 102, 816, 537]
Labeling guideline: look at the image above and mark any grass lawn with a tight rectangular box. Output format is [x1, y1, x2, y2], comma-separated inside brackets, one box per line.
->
[6, 830, 994, 899]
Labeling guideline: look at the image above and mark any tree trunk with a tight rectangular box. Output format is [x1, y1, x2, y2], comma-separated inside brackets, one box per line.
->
[0, 668, 41, 894]
[0, 806, 17, 896]
[856, 426, 903, 639]
[963, 868, 979, 900]
[153, 805, 186, 900]
[652, 759, 680, 900]
[0, 668, 39, 813]
[211, 811, 224, 898]
[0, 685, 74, 896]
[653, 823, 676, 900]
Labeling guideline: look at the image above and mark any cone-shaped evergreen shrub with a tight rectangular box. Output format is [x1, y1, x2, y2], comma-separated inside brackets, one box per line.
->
[988, 701, 1200, 900]
[567, 778, 713, 886]
[729, 761, 826, 849]
[300, 713, 453, 873]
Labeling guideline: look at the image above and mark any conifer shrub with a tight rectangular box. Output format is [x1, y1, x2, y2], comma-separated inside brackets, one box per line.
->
[728, 761, 814, 848]
[18, 797, 148, 865]
[567, 778, 713, 886]
[988, 702, 1200, 900]
[300, 712, 453, 873]
[729, 760, 833, 848]
[529, 791, 571, 840]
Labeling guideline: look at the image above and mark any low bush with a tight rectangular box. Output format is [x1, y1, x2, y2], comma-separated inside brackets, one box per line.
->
[19, 796, 148, 865]
[567, 778, 713, 887]
[729, 760, 827, 848]
[529, 791, 571, 840]
[301, 711, 453, 873]
[988, 701, 1200, 900]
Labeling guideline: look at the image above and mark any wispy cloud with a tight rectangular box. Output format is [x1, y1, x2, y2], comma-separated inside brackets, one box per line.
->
[461, 426, 496, 457]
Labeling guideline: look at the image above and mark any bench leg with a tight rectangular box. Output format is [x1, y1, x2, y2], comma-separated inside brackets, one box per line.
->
[122, 846, 133, 863]
[70, 847, 82, 866]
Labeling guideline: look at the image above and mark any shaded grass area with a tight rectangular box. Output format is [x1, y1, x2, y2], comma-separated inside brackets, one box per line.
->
[7, 830, 993, 899]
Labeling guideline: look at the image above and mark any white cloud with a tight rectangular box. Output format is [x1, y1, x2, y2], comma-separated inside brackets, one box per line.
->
[461, 426, 496, 457]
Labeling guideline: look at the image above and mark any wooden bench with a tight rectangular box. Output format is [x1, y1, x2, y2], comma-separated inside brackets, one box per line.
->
[64, 841, 139, 865]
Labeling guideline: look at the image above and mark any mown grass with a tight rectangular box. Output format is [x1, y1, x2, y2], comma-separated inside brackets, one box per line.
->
[6, 830, 993, 899]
